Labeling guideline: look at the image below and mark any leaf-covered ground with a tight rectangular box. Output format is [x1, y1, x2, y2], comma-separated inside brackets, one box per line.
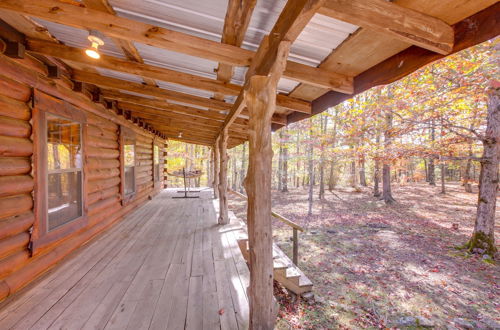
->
[228, 182, 499, 329]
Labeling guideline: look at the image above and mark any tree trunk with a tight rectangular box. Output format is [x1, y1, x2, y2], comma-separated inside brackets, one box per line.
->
[244, 40, 289, 330]
[308, 123, 314, 216]
[232, 156, 238, 191]
[464, 144, 473, 193]
[218, 128, 229, 225]
[373, 133, 381, 197]
[383, 112, 395, 204]
[440, 162, 446, 194]
[359, 154, 367, 187]
[277, 130, 283, 192]
[240, 142, 246, 193]
[282, 129, 289, 193]
[466, 87, 499, 257]
[328, 160, 335, 191]
[319, 115, 327, 199]
[428, 120, 436, 185]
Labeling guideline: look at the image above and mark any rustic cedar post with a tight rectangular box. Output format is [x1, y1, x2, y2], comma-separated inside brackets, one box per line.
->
[213, 137, 220, 199]
[208, 146, 214, 188]
[218, 128, 229, 225]
[244, 40, 291, 330]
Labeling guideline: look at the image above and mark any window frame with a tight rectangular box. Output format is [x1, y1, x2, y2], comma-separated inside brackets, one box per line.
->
[120, 126, 137, 205]
[152, 138, 162, 187]
[32, 91, 88, 254]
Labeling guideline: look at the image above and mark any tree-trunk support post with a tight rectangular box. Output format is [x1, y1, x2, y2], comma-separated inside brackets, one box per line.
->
[244, 39, 291, 330]
[218, 128, 229, 225]
[213, 137, 220, 199]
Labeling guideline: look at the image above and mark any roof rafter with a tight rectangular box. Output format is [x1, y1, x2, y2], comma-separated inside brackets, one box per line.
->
[318, 0, 454, 55]
[72, 69, 311, 113]
[220, 0, 327, 133]
[214, 0, 257, 100]
[100, 90, 287, 126]
[0, 0, 353, 93]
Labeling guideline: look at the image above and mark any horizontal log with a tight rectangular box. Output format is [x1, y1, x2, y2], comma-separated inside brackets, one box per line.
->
[0, 175, 33, 198]
[136, 147, 153, 155]
[0, 194, 33, 221]
[13, 54, 46, 75]
[0, 74, 31, 102]
[0, 232, 29, 259]
[0, 93, 30, 120]
[86, 113, 117, 131]
[86, 135, 118, 150]
[0, 135, 32, 157]
[86, 146, 119, 160]
[88, 186, 119, 205]
[87, 195, 120, 217]
[0, 212, 34, 241]
[86, 168, 120, 181]
[88, 177, 120, 194]
[87, 203, 121, 228]
[0, 157, 31, 176]
[0, 115, 31, 138]
[87, 124, 117, 140]
[135, 141, 152, 149]
[0, 250, 30, 279]
[86, 158, 119, 170]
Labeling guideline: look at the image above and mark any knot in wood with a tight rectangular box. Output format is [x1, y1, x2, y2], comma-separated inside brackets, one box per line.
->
[49, 6, 61, 14]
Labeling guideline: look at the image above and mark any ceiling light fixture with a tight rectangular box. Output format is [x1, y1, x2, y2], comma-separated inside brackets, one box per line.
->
[178, 132, 183, 138]
[85, 31, 104, 59]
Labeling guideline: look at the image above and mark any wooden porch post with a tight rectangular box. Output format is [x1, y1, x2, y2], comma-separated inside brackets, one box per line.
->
[218, 128, 229, 224]
[208, 146, 214, 188]
[213, 137, 220, 199]
[244, 40, 290, 330]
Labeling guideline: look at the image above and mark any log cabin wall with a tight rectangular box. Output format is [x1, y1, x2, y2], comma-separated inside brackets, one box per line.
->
[0, 52, 166, 302]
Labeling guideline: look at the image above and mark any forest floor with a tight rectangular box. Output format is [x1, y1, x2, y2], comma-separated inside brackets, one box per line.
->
[227, 182, 500, 329]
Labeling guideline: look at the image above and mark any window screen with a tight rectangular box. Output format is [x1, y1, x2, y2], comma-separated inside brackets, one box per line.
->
[154, 145, 160, 182]
[124, 139, 135, 195]
[46, 114, 83, 230]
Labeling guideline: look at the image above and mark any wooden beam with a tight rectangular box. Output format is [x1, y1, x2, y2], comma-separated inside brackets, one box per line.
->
[318, 0, 454, 55]
[215, 0, 257, 100]
[73, 69, 311, 113]
[26, 39, 241, 96]
[101, 90, 287, 126]
[0, 0, 353, 92]
[116, 100, 250, 128]
[288, 1, 500, 125]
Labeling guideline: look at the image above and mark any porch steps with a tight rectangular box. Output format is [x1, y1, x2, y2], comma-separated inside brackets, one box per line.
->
[236, 237, 313, 295]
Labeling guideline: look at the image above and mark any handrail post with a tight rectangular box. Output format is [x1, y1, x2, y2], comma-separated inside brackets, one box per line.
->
[292, 228, 298, 266]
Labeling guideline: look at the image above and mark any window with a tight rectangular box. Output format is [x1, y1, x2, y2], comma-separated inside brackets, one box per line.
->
[33, 91, 87, 253]
[47, 114, 83, 230]
[153, 143, 161, 183]
[120, 127, 136, 203]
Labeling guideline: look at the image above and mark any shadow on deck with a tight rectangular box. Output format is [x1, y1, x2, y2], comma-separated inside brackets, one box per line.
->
[0, 189, 249, 330]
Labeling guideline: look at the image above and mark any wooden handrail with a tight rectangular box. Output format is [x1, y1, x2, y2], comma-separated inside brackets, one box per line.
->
[228, 188, 303, 265]
[229, 189, 304, 231]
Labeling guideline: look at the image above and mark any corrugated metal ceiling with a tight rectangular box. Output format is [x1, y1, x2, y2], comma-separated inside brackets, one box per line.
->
[34, 0, 358, 101]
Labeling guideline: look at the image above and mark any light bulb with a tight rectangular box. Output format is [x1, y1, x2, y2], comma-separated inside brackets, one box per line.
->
[85, 34, 104, 59]
[85, 45, 100, 59]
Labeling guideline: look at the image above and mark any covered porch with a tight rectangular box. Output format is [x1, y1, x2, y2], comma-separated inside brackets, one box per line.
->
[0, 189, 250, 330]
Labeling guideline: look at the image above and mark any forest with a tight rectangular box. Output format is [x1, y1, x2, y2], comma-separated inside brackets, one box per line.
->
[166, 38, 499, 329]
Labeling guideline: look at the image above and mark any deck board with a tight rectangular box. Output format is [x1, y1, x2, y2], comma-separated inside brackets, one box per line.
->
[0, 189, 250, 330]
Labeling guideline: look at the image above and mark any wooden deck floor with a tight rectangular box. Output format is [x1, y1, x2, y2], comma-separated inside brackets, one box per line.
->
[0, 189, 250, 330]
